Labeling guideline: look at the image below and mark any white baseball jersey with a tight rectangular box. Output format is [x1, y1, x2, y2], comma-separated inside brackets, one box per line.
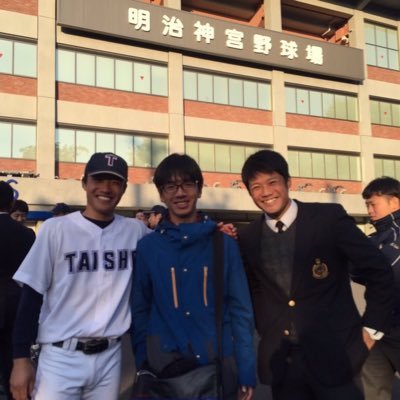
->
[14, 211, 149, 344]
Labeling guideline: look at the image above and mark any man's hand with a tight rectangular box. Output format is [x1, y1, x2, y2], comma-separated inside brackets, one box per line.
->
[238, 386, 253, 400]
[362, 328, 376, 350]
[10, 357, 35, 400]
[217, 222, 238, 239]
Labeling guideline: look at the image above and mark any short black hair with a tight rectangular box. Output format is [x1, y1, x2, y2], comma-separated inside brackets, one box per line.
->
[10, 199, 29, 214]
[241, 150, 290, 190]
[362, 176, 400, 200]
[0, 181, 15, 212]
[153, 153, 204, 195]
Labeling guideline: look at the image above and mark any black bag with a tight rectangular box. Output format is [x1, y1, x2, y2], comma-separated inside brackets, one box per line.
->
[132, 363, 219, 400]
[132, 231, 225, 400]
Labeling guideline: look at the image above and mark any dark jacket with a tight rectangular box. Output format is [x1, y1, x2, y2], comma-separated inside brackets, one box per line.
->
[369, 209, 400, 328]
[131, 215, 256, 387]
[238, 201, 394, 386]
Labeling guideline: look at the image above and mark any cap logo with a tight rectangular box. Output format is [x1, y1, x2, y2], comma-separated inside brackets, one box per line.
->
[105, 154, 118, 166]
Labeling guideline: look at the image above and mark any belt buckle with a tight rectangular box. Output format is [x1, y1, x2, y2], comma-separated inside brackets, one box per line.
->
[82, 338, 109, 354]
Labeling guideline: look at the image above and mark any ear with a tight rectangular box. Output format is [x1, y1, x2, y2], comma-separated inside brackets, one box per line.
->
[81, 179, 87, 191]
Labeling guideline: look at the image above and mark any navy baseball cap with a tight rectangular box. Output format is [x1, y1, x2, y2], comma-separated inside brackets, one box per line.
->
[84, 152, 128, 181]
[144, 205, 167, 216]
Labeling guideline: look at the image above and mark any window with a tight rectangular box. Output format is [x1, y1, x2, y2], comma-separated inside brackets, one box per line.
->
[288, 149, 361, 181]
[374, 157, 400, 180]
[365, 22, 399, 70]
[0, 121, 36, 159]
[183, 70, 271, 110]
[0, 37, 37, 78]
[56, 49, 168, 96]
[370, 99, 400, 127]
[186, 140, 265, 173]
[55, 128, 168, 167]
[285, 86, 358, 121]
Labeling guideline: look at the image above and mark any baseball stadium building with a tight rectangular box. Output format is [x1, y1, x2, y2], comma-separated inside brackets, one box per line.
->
[0, 0, 400, 227]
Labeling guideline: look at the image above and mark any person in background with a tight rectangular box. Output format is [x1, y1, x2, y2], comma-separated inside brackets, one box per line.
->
[135, 210, 149, 227]
[144, 205, 167, 229]
[238, 149, 394, 400]
[0, 182, 35, 400]
[10, 200, 29, 224]
[359, 176, 400, 400]
[131, 153, 256, 400]
[51, 203, 71, 217]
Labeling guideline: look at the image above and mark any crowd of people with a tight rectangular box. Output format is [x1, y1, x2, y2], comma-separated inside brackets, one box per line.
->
[0, 149, 399, 400]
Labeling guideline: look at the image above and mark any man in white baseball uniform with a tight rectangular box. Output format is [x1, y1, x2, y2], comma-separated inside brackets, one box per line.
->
[10, 152, 149, 400]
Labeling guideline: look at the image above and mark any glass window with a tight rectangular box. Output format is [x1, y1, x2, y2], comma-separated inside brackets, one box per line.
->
[380, 102, 392, 125]
[214, 76, 228, 104]
[229, 78, 243, 107]
[76, 130, 95, 162]
[199, 142, 215, 171]
[337, 155, 350, 180]
[335, 94, 347, 120]
[374, 158, 383, 177]
[231, 146, 245, 173]
[366, 44, 377, 66]
[364, 23, 375, 44]
[376, 47, 388, 69]
[151, 65, 167, 96]
[186, 141, 199, 161]
[13, 124, 36, 159]
[76, 53, 95, 86]
[215, 144, 230, 172]
[96, 56, 114, 89]
[96, 132, 114, 153]
[392, 103, 400, 127]
[258, 83, 270, 110]
[134, 136, 151, 167]
[396, 160, 400, 180]
[134, 62, 151, 94]
[115, 134, 133, 166]
[243, 81, 258, 108]
[57, 49, 75, 83]
[152, 137, 168, 167]
[375, 25, 387, 48]
[287, 151, 299, 177]
[349, 156, 361, 180]
[0, 39, 13, 74]
[296, 89, 309, 115]
[311, 152, 324, 178]
[347, 97, 358, 121]
[309, 91, 322, 117]
[383, 158, 395, 177]
[325, 154, 337, 179]
[115, 59, 133, 92]
[370, 100, 380, 123]
[388, 49, 399, 70]
[0, 122, 12, 157]
[299, 152, 312, 177]
[198, 73, 213, 102]
[322, 92, 335, 118]
[183, 70, 197, 100]
[285, 87, 296, 113]
[56, 128, 75, 162]
[387, 29, 398, 50]
[14, 42, 36, 77]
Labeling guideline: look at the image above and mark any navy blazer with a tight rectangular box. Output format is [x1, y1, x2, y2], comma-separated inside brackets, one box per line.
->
[239, 201, 394, 386]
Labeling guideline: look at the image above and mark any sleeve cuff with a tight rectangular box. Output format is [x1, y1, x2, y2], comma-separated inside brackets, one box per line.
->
[364, 326, 384, 340]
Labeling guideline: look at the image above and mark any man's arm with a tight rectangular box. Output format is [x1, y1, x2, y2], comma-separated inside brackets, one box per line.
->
[10, 285, 43, 400]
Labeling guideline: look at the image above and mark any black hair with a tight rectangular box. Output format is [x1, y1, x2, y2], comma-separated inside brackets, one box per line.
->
[362, 176, 400, 200]
[10, 199, 29, 214]
[0, 181, 15, 212]
[153, 153, 204, 194]
[241, 150, 290, 190]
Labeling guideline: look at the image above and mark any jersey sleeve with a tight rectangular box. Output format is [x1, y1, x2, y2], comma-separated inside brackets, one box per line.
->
[13, 220, 56, 295]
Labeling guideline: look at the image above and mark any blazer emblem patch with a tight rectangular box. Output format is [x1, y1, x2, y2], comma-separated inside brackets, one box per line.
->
[312, 258, 329, 279]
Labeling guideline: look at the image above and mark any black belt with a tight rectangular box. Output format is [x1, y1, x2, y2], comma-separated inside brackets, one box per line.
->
[52, 337, 120, 355]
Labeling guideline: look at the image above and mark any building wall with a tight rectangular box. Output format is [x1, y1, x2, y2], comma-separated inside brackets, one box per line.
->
[0, 0, 400, 217]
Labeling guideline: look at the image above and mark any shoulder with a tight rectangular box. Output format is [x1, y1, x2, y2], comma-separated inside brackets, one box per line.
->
[297, 200, 346, 218]
[114, 214, 151, 238]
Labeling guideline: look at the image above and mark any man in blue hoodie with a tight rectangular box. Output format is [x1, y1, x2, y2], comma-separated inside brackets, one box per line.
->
[131, 153, 256, 400]
[361, 176, 400, 400]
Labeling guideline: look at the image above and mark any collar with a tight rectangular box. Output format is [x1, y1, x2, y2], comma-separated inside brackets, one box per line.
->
[264, 199, 298, 232]
[372, 209, 400, 233]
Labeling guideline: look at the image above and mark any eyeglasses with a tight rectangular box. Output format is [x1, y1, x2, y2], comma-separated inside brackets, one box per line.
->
[162, 181, 198, 194]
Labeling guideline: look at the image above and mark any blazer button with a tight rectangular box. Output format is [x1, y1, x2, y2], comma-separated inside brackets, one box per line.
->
[288, 300, 296, 307]
[283, 330, 290, 336]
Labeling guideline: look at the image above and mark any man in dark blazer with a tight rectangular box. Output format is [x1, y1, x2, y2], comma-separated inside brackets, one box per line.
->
[238, 150, 394, 400]
[0, 182, 35, 399]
